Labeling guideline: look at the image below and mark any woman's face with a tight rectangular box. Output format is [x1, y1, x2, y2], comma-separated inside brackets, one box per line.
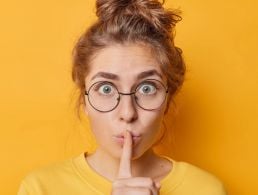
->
[84, 44, 168, 160]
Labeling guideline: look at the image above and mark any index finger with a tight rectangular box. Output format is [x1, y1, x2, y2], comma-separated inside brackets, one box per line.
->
[117, 130, 132, 179]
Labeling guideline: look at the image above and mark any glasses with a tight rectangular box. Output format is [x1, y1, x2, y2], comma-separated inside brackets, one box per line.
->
[85, 79, 169, 112]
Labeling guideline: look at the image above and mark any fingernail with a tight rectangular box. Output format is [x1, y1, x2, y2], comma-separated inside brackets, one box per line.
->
[155, 182, 161, 188]
[124, 130, 128, 138]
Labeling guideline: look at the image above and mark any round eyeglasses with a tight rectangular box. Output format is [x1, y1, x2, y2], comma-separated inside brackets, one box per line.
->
[85, 79, 169, 112]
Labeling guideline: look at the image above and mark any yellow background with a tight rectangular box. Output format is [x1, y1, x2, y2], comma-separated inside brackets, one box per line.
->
[0, 0, 257, 194]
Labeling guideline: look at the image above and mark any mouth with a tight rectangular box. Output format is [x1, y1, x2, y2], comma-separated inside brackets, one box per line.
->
[113, 135, 142, 147]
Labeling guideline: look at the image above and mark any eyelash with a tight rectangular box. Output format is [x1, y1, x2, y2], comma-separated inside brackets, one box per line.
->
[93, 81, 114, 91]
[92, 81, 160, 93]
[138, 81, 158, 89]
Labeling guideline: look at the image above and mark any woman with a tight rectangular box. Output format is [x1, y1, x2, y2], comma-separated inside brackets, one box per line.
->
[18, 0, 227, 194]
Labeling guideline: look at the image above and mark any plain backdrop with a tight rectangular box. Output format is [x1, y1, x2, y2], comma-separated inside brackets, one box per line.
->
[0, 0, 257, 194]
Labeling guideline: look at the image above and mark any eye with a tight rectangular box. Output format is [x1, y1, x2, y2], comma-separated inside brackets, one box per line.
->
[94, 82, 116, 95]
[138, 82, 157, 95]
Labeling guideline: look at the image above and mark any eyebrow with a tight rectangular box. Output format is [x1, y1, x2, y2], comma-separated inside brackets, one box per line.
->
[90, 69, 163, 81]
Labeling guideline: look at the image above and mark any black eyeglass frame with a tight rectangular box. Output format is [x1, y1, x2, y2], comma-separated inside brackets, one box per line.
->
[84, 79, 169, 113]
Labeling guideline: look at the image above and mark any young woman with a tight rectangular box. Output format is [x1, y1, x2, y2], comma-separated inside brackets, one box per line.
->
[18, 0, 227, 194]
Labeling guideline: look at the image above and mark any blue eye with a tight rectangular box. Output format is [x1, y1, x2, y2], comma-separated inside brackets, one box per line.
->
[138, 83, 157, 95]
[94, 82, 115, 95]
[100, 85, 112, 94]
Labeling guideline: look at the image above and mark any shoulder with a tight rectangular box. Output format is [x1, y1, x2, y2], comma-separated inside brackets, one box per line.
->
[22, 157, 75, 181]
[18, 154, 81, 194]
[181, 162, 227, 194]
[159, 156, 227, 195]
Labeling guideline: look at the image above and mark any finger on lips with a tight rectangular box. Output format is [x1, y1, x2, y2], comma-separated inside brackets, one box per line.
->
[118, 130, 132, 179]
[115, 130, 161, 194]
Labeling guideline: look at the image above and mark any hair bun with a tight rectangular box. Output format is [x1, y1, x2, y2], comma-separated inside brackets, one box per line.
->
[96, 0, 181, 34]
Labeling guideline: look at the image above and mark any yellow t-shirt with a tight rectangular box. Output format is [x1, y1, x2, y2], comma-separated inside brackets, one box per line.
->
[18, 152, 227, 195]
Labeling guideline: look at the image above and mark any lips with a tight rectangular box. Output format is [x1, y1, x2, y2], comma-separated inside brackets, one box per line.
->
[115, 133, 141, 138]
[113, 135, 142, 146]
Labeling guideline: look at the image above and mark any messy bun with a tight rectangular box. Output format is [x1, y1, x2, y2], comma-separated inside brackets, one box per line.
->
[96, 0, 181, 35]
[72, 0, 186, 119]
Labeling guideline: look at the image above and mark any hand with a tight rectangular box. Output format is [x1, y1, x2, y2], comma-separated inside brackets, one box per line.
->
[111, 130, 161, 195]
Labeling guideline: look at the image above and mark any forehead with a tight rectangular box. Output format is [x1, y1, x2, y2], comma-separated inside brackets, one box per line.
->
[85, 44, 164, 83]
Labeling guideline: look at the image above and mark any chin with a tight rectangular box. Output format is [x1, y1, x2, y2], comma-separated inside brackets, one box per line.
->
[133, 147, 153, 161]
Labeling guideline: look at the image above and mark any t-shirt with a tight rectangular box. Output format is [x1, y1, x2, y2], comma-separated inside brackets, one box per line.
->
[18, 152, 227, 195]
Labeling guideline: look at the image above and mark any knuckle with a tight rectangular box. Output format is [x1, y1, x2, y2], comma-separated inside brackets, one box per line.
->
[143, 188, 152, 194]
[112, 177, 157, 195]
[112, 180, 122, 188]
[111, 188, 123, 195]
[145, 177, 154, 186]
[137, 187, 152, 194]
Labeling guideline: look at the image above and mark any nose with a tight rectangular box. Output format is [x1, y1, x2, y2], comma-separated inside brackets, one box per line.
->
[118, 93, 138, 123]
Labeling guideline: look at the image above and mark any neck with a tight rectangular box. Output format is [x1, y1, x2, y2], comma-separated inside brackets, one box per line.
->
[86, 147, 158, 182]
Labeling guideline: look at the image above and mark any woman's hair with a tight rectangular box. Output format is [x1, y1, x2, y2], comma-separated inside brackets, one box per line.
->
[71, 0, 186, 145]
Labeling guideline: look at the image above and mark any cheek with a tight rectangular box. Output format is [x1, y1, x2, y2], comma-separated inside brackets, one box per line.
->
[85, 101, 108, 133]
[87, 111, 113, 142]
[90, 117, 108, 130]
[143, 106, 164, 125]
[140, 111, 164, 137]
